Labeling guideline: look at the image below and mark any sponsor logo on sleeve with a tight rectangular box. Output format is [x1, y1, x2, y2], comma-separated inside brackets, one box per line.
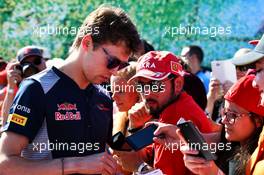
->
[11, 104, 31, 114]
[8, 113, 28, 126]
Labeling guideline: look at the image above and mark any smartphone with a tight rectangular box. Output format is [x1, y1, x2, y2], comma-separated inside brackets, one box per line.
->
[177, 118, 217, 160]
[126, 124, 158, 151]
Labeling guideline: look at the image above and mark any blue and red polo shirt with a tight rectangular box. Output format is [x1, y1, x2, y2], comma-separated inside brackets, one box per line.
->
[3, 66, 113, 160]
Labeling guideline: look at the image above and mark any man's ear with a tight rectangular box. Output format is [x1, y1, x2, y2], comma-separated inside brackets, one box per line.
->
[174, 76, 184, 93]
[81, 34, 93, 51]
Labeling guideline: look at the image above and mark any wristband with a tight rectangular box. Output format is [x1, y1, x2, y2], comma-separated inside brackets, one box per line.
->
[137, 162, 148, 173]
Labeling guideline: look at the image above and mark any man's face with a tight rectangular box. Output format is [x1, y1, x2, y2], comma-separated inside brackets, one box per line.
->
[137, 76, 181, 116]
[21, 56, 46, 72]
[81, 42, 130, 84]
[235, 68, 247, 80]
[180, 47, 191, 65]
[255, 57, 264, 70]
[180, 47, 199, 74]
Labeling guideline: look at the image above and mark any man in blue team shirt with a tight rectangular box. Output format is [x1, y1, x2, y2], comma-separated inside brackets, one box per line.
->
[181, 45, 210, 93]
[0, 5, 140, 175]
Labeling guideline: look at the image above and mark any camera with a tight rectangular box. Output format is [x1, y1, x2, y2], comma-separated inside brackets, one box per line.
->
[15, 63, 39, 78]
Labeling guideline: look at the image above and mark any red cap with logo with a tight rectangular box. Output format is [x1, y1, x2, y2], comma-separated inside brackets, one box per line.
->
[224, 74, 264, 116]
[129, 51, 185, 82]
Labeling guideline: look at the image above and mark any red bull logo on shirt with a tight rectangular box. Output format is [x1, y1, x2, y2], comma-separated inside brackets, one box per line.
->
[57, 103, 77, 111]
[55, 103, 81, 121]
[55, 112, 81, 121]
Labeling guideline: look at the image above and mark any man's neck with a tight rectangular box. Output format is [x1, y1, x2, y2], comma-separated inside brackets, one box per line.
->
[192, 65, 201, 75]
[60, 52, 90, 89]
[154, 91, 182, 117]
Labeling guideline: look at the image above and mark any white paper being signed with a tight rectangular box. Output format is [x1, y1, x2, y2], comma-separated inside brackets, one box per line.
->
[211, 60, 237, 84]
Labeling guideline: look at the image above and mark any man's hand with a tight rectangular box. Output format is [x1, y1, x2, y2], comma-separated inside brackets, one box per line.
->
[77, 152, 118, 175]
[175, 129, 223, 175]
[6, 62, 22, 89]
[145, 122, 180, 146]
[112, 150, 143, 172]
[207, 78, 222, 102]
[206, 78, 222, 118]
[180, 145, 219, 175]
[128, 102, 152, 129]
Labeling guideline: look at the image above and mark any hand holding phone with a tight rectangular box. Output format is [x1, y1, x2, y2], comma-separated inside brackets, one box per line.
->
[177, 118, 217, 160]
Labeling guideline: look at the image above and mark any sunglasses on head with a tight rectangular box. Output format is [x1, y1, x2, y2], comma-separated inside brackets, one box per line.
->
[102, 48, 129, 70]
[21, 57, 42, 66]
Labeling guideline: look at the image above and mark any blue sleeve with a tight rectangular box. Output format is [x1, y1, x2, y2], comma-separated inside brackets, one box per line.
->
[2, 79, 46, 143]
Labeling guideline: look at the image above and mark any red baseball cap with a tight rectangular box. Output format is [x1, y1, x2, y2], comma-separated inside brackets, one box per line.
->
[129, 51, 185, 82]
[224, 74, 264, 116]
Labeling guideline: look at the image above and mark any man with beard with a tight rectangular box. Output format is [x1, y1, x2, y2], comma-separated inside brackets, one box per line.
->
[113, 51, 213, 175]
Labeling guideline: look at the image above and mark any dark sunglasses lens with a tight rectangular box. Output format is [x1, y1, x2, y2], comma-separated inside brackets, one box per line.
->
[107, 58, 121, 69]
[33, 57, 42, 65]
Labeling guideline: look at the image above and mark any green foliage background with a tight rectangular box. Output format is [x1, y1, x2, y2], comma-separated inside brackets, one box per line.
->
[0, 0, 263, 67]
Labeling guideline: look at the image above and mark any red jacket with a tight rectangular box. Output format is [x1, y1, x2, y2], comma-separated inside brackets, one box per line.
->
[144, 92, 213, 175]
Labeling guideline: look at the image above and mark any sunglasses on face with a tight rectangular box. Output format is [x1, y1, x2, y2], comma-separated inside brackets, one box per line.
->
[221, 108, 250, 125]
[21, 57, 42, 66]
[102, 48, 129, 70]
[236, 63, 256, 72]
